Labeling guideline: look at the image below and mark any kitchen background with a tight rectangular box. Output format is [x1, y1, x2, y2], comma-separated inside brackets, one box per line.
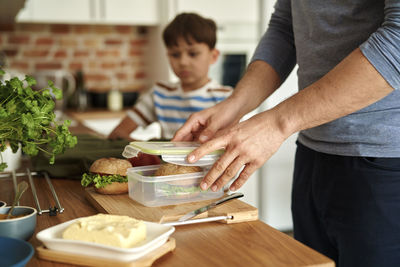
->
[0, 0, 298, 231]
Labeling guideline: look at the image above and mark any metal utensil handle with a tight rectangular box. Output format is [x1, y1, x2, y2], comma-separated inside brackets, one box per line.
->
[214, 192, 244, 206]
[43, 172, 64, 213]
[1, 170, 63, 215]
[27, 168, 42, 215]
[11, 170, 18, 205]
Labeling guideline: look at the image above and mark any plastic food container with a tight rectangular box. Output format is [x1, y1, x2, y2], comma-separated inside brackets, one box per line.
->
[123, 141, 223, 166]
[127, 165, 225, 207]
[124, 142, 225, 207]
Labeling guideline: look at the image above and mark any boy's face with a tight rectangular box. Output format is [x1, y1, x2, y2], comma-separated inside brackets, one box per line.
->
[166, 37, 219, 91]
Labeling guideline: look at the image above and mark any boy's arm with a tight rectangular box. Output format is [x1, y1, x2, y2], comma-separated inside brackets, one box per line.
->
[108, 116, 139, 140]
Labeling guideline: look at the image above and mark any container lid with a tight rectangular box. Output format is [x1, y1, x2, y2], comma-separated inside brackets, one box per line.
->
[122, 141, 223, 167]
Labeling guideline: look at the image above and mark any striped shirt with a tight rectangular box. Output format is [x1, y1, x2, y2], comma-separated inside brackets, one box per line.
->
[127, 80, 232, 139]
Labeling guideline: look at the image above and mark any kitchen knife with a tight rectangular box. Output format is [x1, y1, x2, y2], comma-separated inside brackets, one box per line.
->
[163, 215, 233, 226]
[178, 192, 244, 222]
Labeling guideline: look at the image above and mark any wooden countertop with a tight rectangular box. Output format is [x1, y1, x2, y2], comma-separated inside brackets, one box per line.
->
[0, 175, 334, 267]
[67, 109, 126, 121]
[0, 119, 335, 266]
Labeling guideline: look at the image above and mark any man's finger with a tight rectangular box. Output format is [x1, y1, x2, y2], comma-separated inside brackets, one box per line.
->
[187, 136, 227, 164]
[210, 157, 244, 192]
[198, 145, 237, 190]
[229, 163, 258, 191]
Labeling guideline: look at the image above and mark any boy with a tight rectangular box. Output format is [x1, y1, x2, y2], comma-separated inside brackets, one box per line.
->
[108, 13, 233, 140]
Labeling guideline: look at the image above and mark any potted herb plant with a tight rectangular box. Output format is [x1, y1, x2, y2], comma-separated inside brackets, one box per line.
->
[0, 69, 77, 172]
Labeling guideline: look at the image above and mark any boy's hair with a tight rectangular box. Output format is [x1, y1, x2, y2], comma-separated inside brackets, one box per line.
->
[162, 13, 217, 49]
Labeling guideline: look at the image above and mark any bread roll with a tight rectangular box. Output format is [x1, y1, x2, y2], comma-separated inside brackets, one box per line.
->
[155, 163, 201, 176]
[94, 182, 129, 195]
[155, 163, 202, 187]
[90, 157, 132, 176]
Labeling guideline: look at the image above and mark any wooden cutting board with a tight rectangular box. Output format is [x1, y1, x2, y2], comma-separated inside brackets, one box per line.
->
[36, 238, 175, 267]
[84, 188, 258, 223]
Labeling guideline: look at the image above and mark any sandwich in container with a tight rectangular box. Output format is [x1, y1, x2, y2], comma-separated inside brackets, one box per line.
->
[122, 142, 225, 207]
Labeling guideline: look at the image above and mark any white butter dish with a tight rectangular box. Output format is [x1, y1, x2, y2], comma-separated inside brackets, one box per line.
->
[36, 217, 175, 262]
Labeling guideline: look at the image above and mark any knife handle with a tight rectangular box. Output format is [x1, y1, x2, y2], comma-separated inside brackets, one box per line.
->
[214, 192, 244, 206]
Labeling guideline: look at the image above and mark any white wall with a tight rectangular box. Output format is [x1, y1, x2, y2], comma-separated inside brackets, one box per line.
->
[255, 0, 298, 231]
[258, 68, 298, 231]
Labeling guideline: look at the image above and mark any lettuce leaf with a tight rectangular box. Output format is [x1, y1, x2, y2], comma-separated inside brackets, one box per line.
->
[81, 173, 127, 188]
[157, 183, 205, 197]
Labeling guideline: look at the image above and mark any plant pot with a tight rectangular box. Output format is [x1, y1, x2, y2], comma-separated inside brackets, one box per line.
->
[0, 144, 21, 172]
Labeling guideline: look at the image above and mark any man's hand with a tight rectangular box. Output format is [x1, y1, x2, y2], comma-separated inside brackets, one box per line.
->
[185, 111, 287, 192]
[172, 98, 242, 142]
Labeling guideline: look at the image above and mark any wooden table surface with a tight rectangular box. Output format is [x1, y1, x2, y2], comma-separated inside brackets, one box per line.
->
[0, 173, 335, 267]
[0, 117, 334, 266]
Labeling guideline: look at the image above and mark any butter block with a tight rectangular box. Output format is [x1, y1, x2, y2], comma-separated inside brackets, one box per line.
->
[62, 214, 146, 248]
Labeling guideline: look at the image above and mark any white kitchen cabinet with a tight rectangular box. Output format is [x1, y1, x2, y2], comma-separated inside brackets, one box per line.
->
[174, 0, 260, 43]
[100, 0, 159, 25]
[175, 0, 259, 24]
[16, 0, 94, 24]
[16, 0, 159, 25]
[16, 0, 257, 26]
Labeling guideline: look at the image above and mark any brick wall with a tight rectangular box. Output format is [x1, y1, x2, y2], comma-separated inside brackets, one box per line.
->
[0, 23, 150, 93]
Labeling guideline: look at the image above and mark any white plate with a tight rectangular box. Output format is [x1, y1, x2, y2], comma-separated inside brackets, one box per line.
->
[36, 217, 175, 262]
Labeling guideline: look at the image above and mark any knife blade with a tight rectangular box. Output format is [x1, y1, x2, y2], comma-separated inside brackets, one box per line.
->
[178, 192, 244, 222]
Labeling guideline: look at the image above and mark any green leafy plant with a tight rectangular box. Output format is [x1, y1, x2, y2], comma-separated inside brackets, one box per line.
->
[0, 69, 77, 171]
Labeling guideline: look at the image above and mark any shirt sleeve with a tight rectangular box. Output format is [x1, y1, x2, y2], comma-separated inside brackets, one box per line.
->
[360, 0, 400, 90]
[126, 87, 156, 126]
[251, 0, 297, 83]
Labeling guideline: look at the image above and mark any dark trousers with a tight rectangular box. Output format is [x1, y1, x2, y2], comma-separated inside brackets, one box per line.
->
[292, 142, 400, 267]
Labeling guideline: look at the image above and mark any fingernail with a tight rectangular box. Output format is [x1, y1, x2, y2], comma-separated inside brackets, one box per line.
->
[199, 135, 208, 142]
[211, 185, 217, 192]
[230, 185, 236, 191]
[201, 182, 208, 190]
[188, 155, 195, 162]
